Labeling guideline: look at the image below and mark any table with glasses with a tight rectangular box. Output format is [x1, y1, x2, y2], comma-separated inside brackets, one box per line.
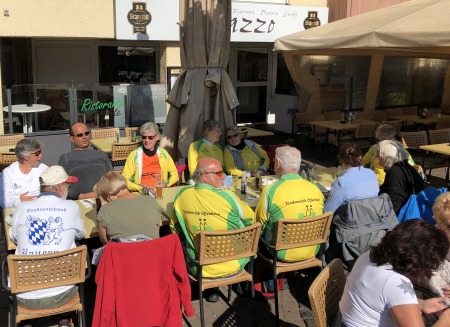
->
[309, 119, 379, 147]
[90, 136, 142, 154]
[391, 114, 438, 129]
[2, 104, 51, 133]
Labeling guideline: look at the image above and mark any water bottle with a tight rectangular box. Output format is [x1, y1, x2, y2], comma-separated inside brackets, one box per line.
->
[241, 172, 247, 194]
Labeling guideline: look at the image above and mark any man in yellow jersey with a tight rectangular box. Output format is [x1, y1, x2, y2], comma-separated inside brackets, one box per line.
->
[171, 158, 255, 302]
[255, 146, 324, 262]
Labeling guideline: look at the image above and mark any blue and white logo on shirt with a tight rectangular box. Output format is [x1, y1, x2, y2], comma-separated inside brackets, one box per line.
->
[26, 216, 63, 246]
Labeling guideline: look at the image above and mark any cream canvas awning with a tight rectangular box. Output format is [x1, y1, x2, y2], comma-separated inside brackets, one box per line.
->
[274, 0, 450, 57]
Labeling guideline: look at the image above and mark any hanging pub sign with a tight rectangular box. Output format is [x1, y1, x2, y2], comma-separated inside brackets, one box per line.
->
[127, 2, 152, 34]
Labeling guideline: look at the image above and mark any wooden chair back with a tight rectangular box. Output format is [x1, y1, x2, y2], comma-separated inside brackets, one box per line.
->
[323, 111, 342, 121]
[435, 115, 450, 130]
[91, 128, 120, 139]
[274, 213, 333, 252]
[198, 223, 261, 266]
[3, 245, 90, 326]
[382, 120, 402, 135]
[370, 110, 388, 122]
[0, 134, 24, 147]
[308, 259, 347, 327]
[354, 124, 377, 139]
[111, 142, 140, 162]
[125, 127, 139, 138]
[386, 108, 404, 120]
[401, 131, 428, 149]
[402, 106, 419, 115]
[428, 128, 450, 145]
[0, 152, 18, 171]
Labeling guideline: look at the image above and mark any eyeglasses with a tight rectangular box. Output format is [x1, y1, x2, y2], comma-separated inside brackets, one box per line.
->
[75, 131, 90, 138]
[204, 171, 224, 177]
[226, 133, 239, 140]
[30, 150, 41, 156]
[64, 182, 71, 188]
[142, 135, 157, 140]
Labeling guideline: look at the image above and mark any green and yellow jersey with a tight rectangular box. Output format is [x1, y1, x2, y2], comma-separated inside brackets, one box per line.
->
[255, 173, 324, 262]
[171, 183, 255, 278]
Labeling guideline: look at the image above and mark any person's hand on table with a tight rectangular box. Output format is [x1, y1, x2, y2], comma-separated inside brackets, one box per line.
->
[20, 191, 37, 203]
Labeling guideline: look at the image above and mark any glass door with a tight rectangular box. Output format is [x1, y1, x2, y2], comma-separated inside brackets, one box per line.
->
[232, 47, 269, 124]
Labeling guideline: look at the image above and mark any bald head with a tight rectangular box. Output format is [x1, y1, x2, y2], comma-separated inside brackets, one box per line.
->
[70, 122, 90, 150]
[193, 158, 224, 188]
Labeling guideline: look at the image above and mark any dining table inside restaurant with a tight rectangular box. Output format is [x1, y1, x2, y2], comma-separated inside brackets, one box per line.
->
[308, 119, 379, 147]
[90, 136, 142, 154]
[391, 114, 439, 128]
[3, 167, 337, 251]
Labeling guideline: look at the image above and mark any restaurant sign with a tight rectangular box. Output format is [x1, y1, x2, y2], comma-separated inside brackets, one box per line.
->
[115, 0, 328, 42]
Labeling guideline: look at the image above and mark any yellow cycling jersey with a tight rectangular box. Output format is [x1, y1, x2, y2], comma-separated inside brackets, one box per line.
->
[171, 183, 255, 278]
[188, 139, 223, 176]
[255, 173, 324, 262]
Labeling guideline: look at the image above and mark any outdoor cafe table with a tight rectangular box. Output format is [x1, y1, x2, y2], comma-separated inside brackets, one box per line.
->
[391, 114, 438, 129]
[308, 119, 379, 147]
[2, 104, 51, 133]
[90, 136, 142, 154]
[245, 127, 274, 138]
[419, 143, 450, 156]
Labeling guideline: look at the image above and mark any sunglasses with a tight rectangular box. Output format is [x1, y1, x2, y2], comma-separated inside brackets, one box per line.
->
[30, 149, 42, 156]
[204, 171, 224, 177]
[75, 131, 90, 138]
[142, 135, 157, 140]
[226, 133, 239, 140]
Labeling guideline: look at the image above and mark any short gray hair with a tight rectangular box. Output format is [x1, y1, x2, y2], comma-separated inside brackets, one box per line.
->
[192, 163, 211, 184]
[15, 139, 42, 163]
[375, 124, 396, 141]
[140, 122, 160, 136]
[377, 140, 409, 169]
[275, 146, 301, 171]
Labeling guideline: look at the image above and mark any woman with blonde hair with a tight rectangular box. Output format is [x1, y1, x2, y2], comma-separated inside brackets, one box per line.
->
[96, 171, 162, 244]
[188, 120, 223, 176]
[377, 140, 424, 214]
[430, 192, 450, 297]
[223, 126, 269, 177]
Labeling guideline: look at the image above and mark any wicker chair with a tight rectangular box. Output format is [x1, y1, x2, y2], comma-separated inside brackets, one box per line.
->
[428, 128, 450, 145]
[0, 152, 18, 171]
[370, 110, 388, 122]
[125, 127, 139, 138]
[323, 111, 342, 121]
[338, 124, 377, 150]
[258, 212, 333, 322]
[402, 106, 419, 115]
[308, 259, 347, 327]
[111, 142, 140, 167]
[0, 134, 24, 147]
[401, 131, 449, 178]
[2, 245, 92, 327]
[435, 115, 450, 130]
[91, 127, 120, 139]
[382, 120, 402, 136]
[184, 223, 262, 327]
[386, 107, 405, 120]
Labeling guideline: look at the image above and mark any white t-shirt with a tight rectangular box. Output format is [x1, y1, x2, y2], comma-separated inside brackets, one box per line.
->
[3, 161, 48, 208]
[340, 251, 418, 327]
[9, 193, 86, 300]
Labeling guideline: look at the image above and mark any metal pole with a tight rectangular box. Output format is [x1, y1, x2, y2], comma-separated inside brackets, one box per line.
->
[6, 88, 13, 134]
[69, 80, 78, 126]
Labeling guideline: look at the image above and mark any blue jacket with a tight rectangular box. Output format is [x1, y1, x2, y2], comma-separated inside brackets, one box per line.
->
[397, 186, 447, 224]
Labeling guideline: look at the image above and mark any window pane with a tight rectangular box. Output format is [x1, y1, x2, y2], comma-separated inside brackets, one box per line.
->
[237, 49, 268, 82]
[236, 86, 267, 123]
[98, 46, 156, 84]
[275, 53, 297, 95]
[377, 57, 450, 107]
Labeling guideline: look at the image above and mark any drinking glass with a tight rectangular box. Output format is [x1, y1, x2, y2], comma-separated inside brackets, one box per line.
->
[154, 173, 163, 200]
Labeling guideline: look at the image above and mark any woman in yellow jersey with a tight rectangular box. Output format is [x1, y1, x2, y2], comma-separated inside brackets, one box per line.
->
[122, 122, 178, 193]
[187, 120, 224, 176]
[223, 126, 269, 177]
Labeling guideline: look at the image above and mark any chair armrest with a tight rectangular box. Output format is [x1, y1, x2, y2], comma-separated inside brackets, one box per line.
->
[1, 260, 10, 292]
[181, 242, 199, 264]
[259, 236, 275, 250]
[85, 251, 92, 280]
